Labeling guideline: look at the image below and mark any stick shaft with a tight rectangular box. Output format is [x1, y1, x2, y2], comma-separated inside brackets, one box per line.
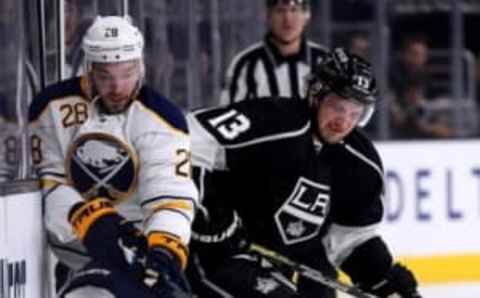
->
[248, 244, 378, 298]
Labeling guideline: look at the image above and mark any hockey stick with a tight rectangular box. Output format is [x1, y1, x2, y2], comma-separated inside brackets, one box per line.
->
[248, 243, 379, 298]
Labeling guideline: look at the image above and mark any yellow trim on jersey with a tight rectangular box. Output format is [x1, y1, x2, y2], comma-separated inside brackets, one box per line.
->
[148, 232, 189, 270]
[136, 101, 188, 137]
[40, 179, 61, 190]
[69, 198, 116, 240]
[338, 254, 480, 285]
[151, 200, 193, 213]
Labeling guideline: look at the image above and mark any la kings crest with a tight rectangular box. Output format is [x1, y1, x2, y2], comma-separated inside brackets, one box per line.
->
[66, 132, 139, 203]
[274, 177, 330, 245]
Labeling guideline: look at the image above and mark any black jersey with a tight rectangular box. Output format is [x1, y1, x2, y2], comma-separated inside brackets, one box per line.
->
[187, 98, 384, 271]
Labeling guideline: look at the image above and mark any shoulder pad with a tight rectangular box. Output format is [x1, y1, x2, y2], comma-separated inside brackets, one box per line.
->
[137, 86, 188, 133]
[29, 77, 84, 122]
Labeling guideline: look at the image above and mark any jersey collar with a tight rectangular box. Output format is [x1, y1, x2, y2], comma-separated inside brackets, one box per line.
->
[264, 33, 308, 66]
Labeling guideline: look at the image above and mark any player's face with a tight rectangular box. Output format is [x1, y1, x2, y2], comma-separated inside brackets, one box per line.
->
[316, 94, 365, 144]
[267, 4, 309, 45]
[91, 61, 141, 113]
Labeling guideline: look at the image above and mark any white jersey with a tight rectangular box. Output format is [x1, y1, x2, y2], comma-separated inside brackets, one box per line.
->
[29, 76, 198, 269]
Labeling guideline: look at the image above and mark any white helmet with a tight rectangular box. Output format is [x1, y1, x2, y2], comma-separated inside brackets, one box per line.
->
[82, 16, 144, 63]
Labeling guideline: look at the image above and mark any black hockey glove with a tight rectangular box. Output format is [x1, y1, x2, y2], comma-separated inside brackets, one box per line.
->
[361, 263, 422, 298]
[143, 247, 192, 298]
[192, 209, 248, 257]
[69, 198, 147, 271]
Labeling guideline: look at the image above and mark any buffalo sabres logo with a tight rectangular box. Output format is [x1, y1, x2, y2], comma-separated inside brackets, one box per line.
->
[274, 177, 330, 245]
[66, 133, 139, 203]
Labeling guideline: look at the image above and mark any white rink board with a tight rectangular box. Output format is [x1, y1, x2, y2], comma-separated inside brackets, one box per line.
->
[0, 191, 45, 297]
[376, 140, 480, 256]
[338, 283, 480, 298]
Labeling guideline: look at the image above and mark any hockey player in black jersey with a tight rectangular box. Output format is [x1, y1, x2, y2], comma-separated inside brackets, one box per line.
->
[186, 48, 422, 298]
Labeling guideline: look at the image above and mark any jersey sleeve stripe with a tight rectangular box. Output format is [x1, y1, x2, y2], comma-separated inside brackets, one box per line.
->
[149, 201, 194, 213]
[141, 196, 196, 208]
[323, 222, 380, 267]
[42, 182, 62, 201]
[224, 122, 310, 149]
[149, 207, 192, 224]
[344, 144, 384, 189]
[38, 171, 66, 179]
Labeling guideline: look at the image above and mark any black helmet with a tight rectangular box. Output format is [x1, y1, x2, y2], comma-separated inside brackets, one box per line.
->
[308, 47, 378, 126]
[265, 0, 310, 9]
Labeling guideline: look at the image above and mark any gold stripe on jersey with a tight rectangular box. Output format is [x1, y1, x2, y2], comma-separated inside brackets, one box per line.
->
[69, 198, 117, 240]
[147, 232, 189, 270]
[150, 200, 193, 213]
[136, 101, 188, 137]
[40, 179, 61, 190]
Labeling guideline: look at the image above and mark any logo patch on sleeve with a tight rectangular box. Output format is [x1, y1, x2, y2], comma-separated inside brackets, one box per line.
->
[274, 177, 330, 245]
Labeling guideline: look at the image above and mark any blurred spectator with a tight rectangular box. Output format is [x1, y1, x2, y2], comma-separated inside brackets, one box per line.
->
[389, 75, 453, 139]
[389, 33, 430, 100]
[219, 0, 328, 105]
[347, 30, 370, 59]
[64, 0, 92, 78]
[388, 33, 454, 139]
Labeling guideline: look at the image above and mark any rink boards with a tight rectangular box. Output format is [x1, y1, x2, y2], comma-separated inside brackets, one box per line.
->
[377, 140, 480, 284]
[0, 183, 45, 297]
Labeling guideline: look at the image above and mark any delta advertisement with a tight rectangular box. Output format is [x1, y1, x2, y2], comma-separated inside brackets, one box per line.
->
[377, 140, 480, 284]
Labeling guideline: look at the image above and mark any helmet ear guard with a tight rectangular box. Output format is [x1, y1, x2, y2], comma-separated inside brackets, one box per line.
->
[307, 47, 378, 127]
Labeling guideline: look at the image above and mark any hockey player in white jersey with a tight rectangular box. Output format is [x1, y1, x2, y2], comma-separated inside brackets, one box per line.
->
[29, 16, 198, 298]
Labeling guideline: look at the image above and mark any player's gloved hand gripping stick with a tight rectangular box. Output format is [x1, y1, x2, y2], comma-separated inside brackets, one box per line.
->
[249, 243, 423, 298]
[69, 197, 191, 298]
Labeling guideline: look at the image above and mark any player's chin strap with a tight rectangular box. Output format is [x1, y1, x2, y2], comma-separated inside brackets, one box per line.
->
[248, 243, 379, 298]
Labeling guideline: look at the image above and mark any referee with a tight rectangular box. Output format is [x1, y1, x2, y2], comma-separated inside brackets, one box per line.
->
[220, 0, 328, 105]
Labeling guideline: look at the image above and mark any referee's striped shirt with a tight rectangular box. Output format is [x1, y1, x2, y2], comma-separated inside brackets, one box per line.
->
[220, 34, 328, 105]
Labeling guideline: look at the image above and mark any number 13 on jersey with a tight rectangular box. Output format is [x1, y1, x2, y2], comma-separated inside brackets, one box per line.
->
[208, 109, 251, 140]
